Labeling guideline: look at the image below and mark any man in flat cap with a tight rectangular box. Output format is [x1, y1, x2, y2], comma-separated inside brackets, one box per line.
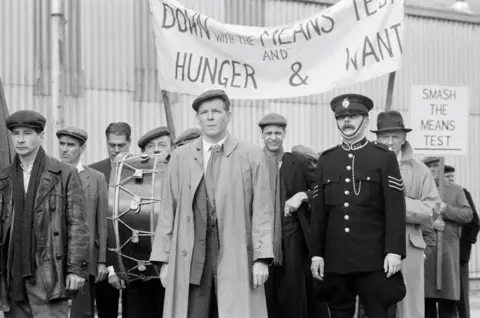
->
[258, 113, 328, 318]
[174, 127, 202, 148]
[310, 94, 407, 318]
[56, 127, 109, 318]
[444, 166, 480, 318]
[369, 111, 441, 318]
[138, 126, 173, 155]
[0, 110, 89, 317]
[421, 158, 472, 318]
[150, 89, 274, 318]
[89, 122, 132, 318]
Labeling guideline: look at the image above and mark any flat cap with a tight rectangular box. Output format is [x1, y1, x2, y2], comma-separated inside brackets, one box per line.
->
[138, 126, 171, 149]
[330, 94, 374, 118]
[422, 156, 440, 165]
[444, 165, 455, 173]
[56, 126, 88, 143]
[192, 89, 231, 112]
[258, 113, 287, 129]
[6, 110, 46, 131]
[292, 145, 319, 162]
[174, 127, 202, 147]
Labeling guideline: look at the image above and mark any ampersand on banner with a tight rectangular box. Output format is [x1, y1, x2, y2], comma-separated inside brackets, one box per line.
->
[289, 62, 309, 87]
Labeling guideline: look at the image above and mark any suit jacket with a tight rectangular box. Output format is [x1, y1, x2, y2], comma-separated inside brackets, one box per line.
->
[460, 188, 480, 263]
[89, 158, 112, 186]
[79, 166, 108, 276]
[280, 152, 315, 250]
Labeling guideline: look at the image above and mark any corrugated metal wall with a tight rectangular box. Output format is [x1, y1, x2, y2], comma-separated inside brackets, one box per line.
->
[1, 0, 480, 274]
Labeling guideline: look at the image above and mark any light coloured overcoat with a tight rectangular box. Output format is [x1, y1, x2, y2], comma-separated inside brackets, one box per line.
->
[425, 179, 472, 300]
[396, 142, 441, 318]
[150, 135, 274, 318]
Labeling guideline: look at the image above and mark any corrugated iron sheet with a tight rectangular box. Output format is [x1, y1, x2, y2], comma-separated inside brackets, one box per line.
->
[1, 0, 480, 275]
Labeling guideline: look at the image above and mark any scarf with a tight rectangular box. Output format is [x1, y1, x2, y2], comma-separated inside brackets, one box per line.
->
[263, 146, 284, 266]
[11, 147, 46, 301]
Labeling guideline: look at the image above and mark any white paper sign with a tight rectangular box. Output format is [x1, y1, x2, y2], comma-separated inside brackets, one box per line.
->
[409, 86, 469, 155]
[149, 0, 405, 99]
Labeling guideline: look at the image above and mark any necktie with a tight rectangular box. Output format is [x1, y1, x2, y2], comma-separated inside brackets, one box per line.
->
[206, 144, 223, 207]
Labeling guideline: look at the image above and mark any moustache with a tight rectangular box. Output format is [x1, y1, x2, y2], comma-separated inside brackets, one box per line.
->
[342, 124, 355, 130]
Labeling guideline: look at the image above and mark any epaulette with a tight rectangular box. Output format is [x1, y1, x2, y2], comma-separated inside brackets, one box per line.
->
[372, 141, 393, 152]
[319, 145, 339, 157]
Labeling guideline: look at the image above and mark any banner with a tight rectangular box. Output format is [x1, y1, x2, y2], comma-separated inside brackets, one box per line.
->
[150, 0, 405, 99]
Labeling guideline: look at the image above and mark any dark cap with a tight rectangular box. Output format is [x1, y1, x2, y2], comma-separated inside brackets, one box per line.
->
[174, 127, 202, 147]
[6, 110, 46, 131]
[330, 94, 374, 118]
[371, 111, 412, 133]
[56, 127, 88, 143]
[291, 145, 319, 162]
[444, 165, 455, 173]
[258, 113, 287, 129]
[422, 156, 440, 166]
[192, 89, 231, 112]
[138, 126, 171, 149]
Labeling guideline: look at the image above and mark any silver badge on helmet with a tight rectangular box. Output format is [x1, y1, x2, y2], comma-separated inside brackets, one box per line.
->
[342, 98, 350, 108]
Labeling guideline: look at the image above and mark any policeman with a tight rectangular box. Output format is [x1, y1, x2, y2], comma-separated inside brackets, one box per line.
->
[138, 126, 172, 155]
[310, 94, 407, 318]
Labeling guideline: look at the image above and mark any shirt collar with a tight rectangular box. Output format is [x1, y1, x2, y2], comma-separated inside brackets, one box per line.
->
[202, 133, 228, 152]
[76, 161, 84, 173]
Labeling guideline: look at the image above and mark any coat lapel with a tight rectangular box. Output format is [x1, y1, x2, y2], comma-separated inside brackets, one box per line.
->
[79, 168, 91, 192]
[34, 160, 60, 211]
[280, 153, 295, 194]
[190, 138, 204, 201]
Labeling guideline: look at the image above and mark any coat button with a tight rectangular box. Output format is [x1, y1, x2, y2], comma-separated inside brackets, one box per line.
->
[187, 216, 191, 222]
[367, 177, 371, 181]
[345, 190, 350, 195]
[182, 251, 187, 257]
[344, 202, 349, 208]
[345, 215, 350, 220]
[345, 178, 351, 183]
[346, 166, 352, 171]
[348, 154, 353, 158]
[345, 228, 350, 233]
[53, 231, 60, 236]
[55, 255, 62, 260]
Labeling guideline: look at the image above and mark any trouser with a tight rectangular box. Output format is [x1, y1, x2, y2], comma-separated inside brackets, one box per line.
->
[95, 279, 120, 318]
[458, 262, 470, 318]
[357, 299, 397, 318]
[425, 298, 458, 318]
[324, 271, 399, 318]
[187, 227, 219, 318]
[121, 279, 165, 318]
[5, 268, 69, 318]
[70, 275, 95, 318]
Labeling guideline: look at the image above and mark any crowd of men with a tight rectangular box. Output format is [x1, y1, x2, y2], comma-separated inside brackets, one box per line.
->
[0, 89, 478, 318]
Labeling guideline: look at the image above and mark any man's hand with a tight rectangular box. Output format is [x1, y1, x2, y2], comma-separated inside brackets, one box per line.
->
[95, 264, 109, 283]
[160, 263, 168, 288]
[252, 261, 269, 288]
[384, 253, 401, 278]
[440, 202, 447, 214]
[284, 192, 307, 217]
[310, 257, 324, 281]
[66, 273, 85, 291]
[433, 217, 445, 231]
[108, 273, 126, 290]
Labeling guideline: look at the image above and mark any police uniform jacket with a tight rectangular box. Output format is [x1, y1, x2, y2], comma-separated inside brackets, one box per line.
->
[310, 138, 406, 274]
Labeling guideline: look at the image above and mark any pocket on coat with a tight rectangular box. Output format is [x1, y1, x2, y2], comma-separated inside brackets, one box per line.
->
[408, 233, 426, 249]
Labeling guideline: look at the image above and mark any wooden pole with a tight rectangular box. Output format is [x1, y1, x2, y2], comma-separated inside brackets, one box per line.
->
[0, 78, 14, 169]
[162, 90, 176, 140]
[51, 0, 65, 157]
[436, 156, 446, 290]
[384, 72, 397, 111]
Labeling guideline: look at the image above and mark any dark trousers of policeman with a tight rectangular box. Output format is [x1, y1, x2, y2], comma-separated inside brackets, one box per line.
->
[324, 271, 394, 318]
[187, 220, 219, 318]
[95, 279, 119, 318]
[357, 298, 397, 318]
[457, 262, 470, 318]
[70, 275, 95, 318]
[425, 298, 458, 318]
[121, 279, 165, 318]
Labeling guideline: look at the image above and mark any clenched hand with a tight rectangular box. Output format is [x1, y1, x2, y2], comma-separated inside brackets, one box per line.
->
[160, 263, 168, 288]
[284, 192, 307, 217]
[95, 264, 109, 283]
[310, 257, 324, 281]
[384, 253, 401, 278]
[66, 273, 85, 291]
[108, 273, 126, 290]
[252, 261, 269, 288]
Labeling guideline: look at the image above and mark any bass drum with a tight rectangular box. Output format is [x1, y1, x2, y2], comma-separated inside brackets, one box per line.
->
[108, 153, 168, 281]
